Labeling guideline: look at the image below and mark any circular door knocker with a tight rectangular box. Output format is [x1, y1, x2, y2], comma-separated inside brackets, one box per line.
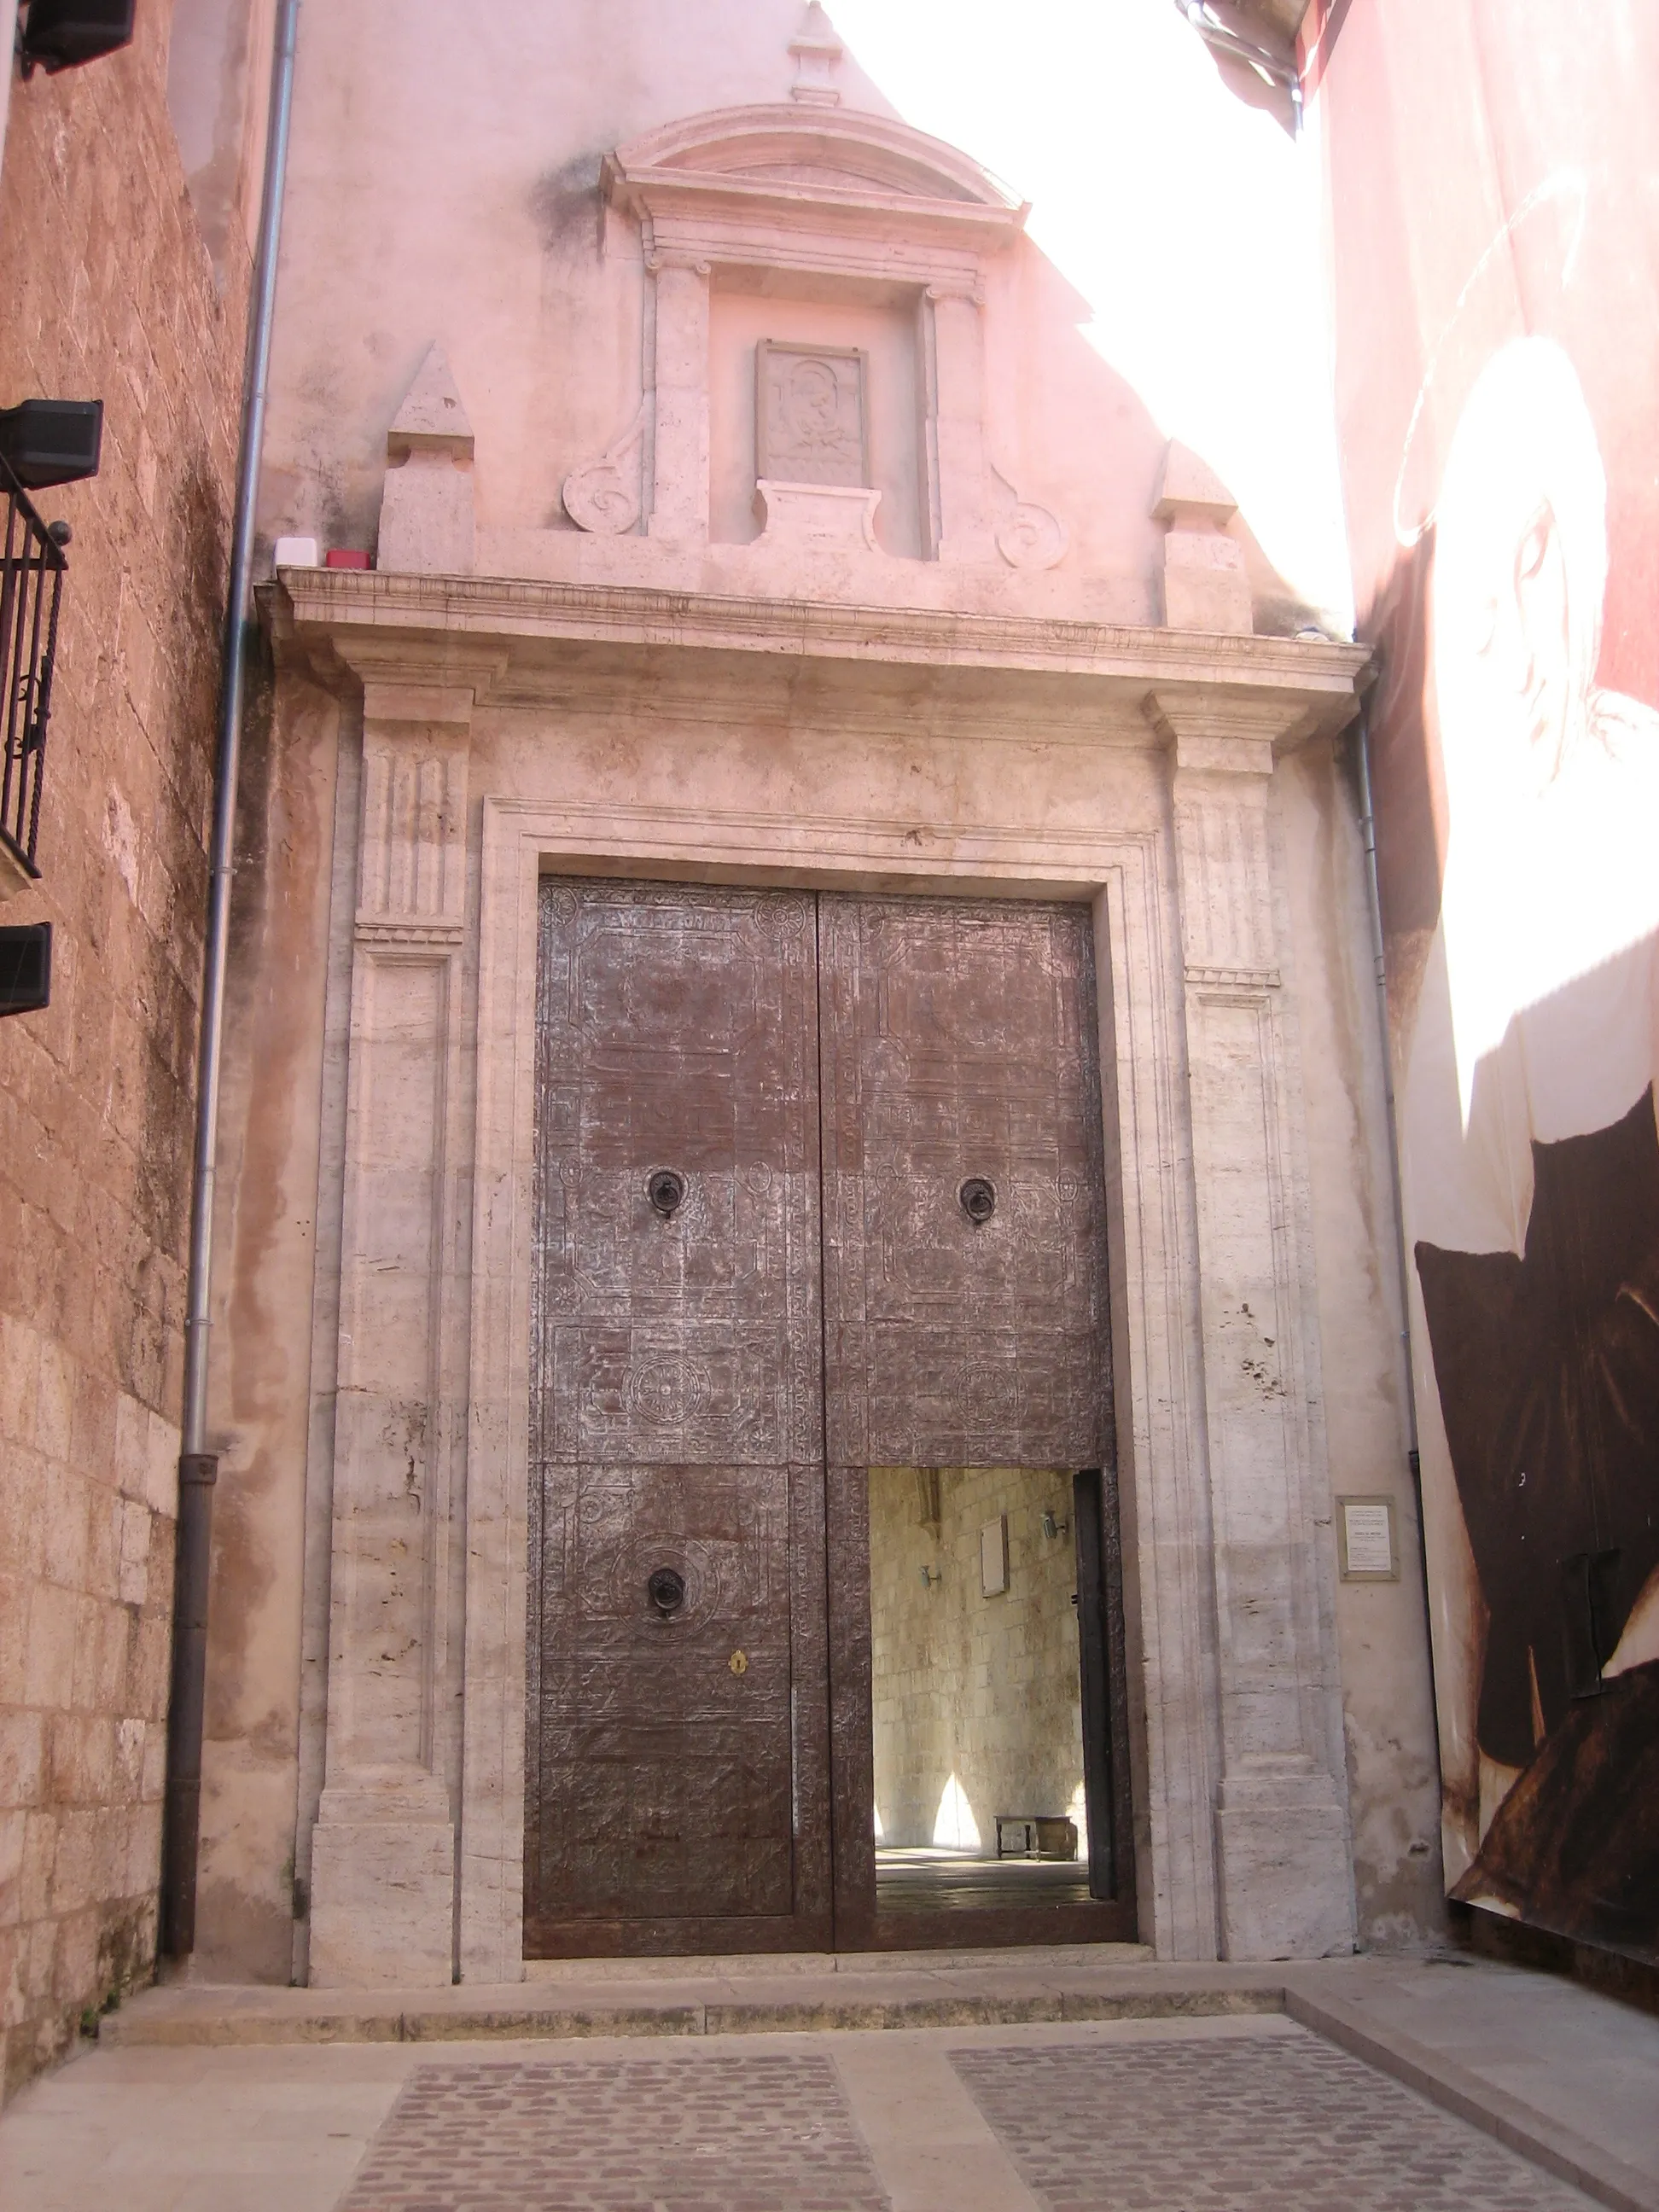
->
[958, 1176, 997, 1225]
[647, 1168, 686, 1219]
[647, 1566, 686, 1616]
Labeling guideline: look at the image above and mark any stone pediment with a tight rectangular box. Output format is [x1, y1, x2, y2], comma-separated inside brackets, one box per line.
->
[568, 96, 1055, 573]
[603, 106, 1028, 257]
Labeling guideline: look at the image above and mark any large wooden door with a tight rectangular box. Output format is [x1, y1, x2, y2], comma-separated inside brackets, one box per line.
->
[818, 895, 1113, 1470]
[525, 881, 830, 1955]
[817, 894, 1126, 1945]
[527, 882, 1126, 1955]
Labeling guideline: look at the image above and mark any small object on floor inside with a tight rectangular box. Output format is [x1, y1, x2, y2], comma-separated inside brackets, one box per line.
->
[995, 1814, 1079, 1860]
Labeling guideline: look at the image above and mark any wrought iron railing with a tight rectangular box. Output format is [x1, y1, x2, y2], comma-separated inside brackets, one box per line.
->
[0, 457, 66, 882]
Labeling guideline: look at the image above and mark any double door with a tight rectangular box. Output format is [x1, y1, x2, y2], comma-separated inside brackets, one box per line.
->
[525, 879, 1125, 1955]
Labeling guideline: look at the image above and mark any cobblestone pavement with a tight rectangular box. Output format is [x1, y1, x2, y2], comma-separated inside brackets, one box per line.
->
[952, 2034, 1592, 2212]
[336, 2051, 892, 2212]
[0, 2001, 1624, 2212]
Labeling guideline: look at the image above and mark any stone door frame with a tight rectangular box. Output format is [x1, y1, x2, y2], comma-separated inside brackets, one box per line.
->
[461, 800, 1185, 1981]
[279, 570, 1370, 1985]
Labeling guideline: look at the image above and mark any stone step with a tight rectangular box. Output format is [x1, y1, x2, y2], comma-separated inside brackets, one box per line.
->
[105, 1949, 1295, 2050]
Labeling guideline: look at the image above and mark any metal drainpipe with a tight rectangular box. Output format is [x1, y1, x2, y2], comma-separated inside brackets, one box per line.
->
[160, 0, 301, 1962]
[0, 2, 20, 189]
[1353, 701, 1435, 1610]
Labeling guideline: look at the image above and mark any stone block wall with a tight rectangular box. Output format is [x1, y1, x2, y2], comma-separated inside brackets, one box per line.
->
[0, 4, 254, 2096]
[870, 1467, 1085, 1854]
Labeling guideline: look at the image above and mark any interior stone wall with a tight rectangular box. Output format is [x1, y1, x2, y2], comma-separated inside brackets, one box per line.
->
[869, 1466, 1085, 1854]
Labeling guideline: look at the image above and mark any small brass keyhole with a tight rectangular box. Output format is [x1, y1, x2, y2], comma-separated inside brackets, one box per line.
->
[729, 1650, 748, 1677]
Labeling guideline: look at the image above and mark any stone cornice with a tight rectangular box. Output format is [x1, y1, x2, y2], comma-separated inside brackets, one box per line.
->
[600, 105, 1027, 284]
[268, 570, 1371, 735]
[620, 168, 1020, 259]
[1144, 688, 1328, 765]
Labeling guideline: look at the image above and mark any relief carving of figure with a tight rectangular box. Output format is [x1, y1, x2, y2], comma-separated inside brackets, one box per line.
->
[757, 342, 868, 489]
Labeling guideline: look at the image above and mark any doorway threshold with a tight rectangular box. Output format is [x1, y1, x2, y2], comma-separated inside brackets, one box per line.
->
[523, 1941, 1152, 1982]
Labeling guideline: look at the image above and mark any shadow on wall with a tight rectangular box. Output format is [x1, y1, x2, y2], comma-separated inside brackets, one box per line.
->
[167, 0, 276, 285]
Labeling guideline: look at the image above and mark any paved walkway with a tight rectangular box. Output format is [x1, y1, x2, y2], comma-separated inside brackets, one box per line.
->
[1, 1953, 1654, 2212]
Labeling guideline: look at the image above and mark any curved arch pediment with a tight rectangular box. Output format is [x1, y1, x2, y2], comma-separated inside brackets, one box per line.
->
[606, 103, 1025, 219]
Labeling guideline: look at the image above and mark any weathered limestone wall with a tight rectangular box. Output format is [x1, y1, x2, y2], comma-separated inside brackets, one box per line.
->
[870, 1467, 1083, 1854]
[1276, 738, 1444, 1944]
[0, 3, 259, 2096]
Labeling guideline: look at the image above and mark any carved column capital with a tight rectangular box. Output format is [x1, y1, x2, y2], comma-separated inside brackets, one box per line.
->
[352, 685, 475, 941]
[644, 248, 713, 277]
[1144, 689, 1317, 775]
[924, 274, 986, 307]
[358, 679, 479, 731]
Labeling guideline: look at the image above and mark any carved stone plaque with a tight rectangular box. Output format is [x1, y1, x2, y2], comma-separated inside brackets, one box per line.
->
[819, 895, 1113, 1470]
[756, 341, 870, 488]
[527, 880, 830, 1953]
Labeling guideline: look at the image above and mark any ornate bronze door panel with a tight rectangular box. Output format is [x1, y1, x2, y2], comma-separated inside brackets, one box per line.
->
[818, 894, 1123, 1946]
[526, 881, 829, 1955]
[818, 895, 1113, 1470]
[528, 883, 1125, 1956]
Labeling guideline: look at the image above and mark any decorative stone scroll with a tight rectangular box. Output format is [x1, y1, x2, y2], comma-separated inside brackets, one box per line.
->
[989, 460, 1068, 571]
[562, 401, 646, 536]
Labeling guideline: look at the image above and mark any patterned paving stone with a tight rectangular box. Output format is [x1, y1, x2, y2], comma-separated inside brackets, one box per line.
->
[952, 2032, 1593, 2212]
[336, 2050, 891, 2212]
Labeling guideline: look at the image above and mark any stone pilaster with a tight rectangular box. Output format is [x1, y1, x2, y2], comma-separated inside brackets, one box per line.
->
[922, 282, 995, 564]
[307, 678, 474, 1987]
[1150, 690, 1357, 1961]
[646, 253, 712, 543]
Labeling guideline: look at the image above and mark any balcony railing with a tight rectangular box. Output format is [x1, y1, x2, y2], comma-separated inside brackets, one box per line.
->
[0, 459, 66, 888]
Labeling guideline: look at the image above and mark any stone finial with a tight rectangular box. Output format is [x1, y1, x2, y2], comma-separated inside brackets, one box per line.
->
[789, 1, 844, 106]
[379, 344, 476, 575]
[1151, 439, 1237, 523]
[387, 344, 474, 459]
[1151, 438, 1251, 633]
